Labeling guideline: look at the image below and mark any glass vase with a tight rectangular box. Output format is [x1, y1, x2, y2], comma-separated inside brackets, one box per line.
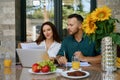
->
[101, 36, 117, 72]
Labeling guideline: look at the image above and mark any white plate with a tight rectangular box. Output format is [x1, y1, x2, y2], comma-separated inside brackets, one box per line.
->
[69, 68, 82, 71]
[61, 70, 90, 79]
[28, 69, 56, 74]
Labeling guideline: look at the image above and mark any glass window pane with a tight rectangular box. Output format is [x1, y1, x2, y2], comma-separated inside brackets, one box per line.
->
[26, 0, 54, 42]
[62, 0, 90, 37]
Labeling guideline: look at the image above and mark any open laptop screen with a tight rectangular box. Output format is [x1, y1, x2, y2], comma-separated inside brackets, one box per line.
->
[16, 49, 49, 67]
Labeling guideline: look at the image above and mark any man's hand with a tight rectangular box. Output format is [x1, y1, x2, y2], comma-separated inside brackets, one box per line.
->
[57, 56, 67, 65]
[74, 51, 86, 61]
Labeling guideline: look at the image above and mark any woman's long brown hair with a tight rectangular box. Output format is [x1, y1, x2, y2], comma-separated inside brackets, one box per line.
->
[35, 21, 61, 44]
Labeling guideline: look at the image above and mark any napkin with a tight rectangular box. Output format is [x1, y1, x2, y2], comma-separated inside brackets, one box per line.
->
[55, 68, 63, 73]
[66, 62, 91, 67]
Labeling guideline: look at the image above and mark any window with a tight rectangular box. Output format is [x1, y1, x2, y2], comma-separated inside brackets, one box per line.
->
[19, 0, 93, 42]
[26, 0, 54, 42]
[62, 0, 90, 38]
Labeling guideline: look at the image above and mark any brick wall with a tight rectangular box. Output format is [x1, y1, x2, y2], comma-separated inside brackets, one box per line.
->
[0, 0, 15, 62]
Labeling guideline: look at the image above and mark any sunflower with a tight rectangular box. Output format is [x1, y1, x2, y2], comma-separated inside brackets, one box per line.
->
[91, 6, 111, 21]
[82, 6, 120, 49]
[82, 15, 97, 35]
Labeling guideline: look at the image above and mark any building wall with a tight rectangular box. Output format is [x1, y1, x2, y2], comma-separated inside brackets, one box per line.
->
[0, 0, 15, 61]
[97, 0, 120, 33]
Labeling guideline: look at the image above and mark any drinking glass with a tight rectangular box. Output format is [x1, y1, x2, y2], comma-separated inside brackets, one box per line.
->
[3, 52, 12, 67]
[72, 55, 80, 70]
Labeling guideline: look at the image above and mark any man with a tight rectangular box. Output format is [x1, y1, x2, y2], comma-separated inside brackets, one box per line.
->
[56, 14, 101, 65]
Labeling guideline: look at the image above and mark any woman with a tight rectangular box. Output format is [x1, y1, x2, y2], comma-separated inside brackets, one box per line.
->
[35, 21, 61, 60]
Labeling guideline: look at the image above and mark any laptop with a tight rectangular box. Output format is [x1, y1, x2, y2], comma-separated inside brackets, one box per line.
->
[16, 49, 49, 67]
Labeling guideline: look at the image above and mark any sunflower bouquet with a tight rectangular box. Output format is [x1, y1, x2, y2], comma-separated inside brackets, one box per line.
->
[82, 6, 120, 49]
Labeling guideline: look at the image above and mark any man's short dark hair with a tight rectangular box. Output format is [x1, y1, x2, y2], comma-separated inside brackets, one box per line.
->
[68, 14, 84, 23]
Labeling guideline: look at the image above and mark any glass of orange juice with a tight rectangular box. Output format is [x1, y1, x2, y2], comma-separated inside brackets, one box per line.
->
[4, 59, 12, 67]
[3, 53, 12, 67]
[72, 56, 80, 70]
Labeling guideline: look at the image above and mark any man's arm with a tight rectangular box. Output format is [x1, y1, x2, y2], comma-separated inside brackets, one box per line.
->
[82, 55, 101, 64]
[74, 51, 101, 64]
[56, 38, 68, 65]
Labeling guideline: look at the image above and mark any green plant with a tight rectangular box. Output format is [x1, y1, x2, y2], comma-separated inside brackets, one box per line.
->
[82, 6, 120, 49]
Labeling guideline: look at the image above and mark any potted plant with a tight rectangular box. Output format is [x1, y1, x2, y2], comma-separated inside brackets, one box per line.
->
[82, 6, 120, 71]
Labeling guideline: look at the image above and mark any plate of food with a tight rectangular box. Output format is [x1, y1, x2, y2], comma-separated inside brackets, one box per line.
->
[61, 70, 90, 79]
[28, 60, 57, 74]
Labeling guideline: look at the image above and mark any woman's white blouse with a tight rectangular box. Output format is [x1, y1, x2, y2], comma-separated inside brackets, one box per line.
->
[38, 40, 61, 57]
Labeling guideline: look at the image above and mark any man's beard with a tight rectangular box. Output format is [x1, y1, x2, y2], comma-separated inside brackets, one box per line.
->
[69, 29, 79, 36]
